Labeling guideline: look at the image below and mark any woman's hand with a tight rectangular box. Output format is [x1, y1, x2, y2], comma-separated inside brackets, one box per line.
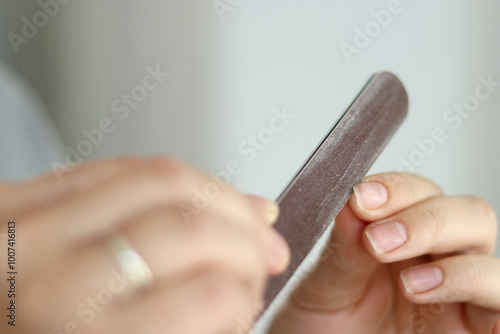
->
[269, 172, 500, 334]
[0, 157, 290, 334]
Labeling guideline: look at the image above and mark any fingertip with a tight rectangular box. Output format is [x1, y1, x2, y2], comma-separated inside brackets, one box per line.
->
[336, 204, 370, 244]
[400, 265, 444, 295]
[267, 229, 290, 275]
[353, 181, 388, 211]
[333, 204, 376, 265]
[363, 220, 408, 256]
[494, 319, 500, 334]
[350, 172, 443, 222]
[246, 194, 280, 224]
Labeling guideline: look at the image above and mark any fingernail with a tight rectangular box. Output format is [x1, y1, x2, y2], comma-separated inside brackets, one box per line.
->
[401, 266, 444, 294]
[365, 221, 407, 254]
[247, 195, 280, 224]
[353, 181, 388, 210]
[270, 230, 290, 270]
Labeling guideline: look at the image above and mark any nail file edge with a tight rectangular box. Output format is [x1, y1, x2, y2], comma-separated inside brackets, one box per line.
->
[263, 71, 409, 312]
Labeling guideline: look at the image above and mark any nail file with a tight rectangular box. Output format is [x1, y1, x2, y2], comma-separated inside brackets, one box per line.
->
[264, 71, 408, 309]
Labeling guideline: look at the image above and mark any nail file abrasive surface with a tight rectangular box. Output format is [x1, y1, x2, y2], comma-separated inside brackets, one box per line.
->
[264, 71, 409, 309]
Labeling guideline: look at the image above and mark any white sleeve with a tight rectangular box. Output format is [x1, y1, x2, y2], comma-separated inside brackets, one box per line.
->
[0, 61, 64, 181]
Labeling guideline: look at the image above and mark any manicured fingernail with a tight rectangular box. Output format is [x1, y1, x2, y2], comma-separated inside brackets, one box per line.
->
[247, 195, 280, 224]
[365, 221, 407, 254]
[353, 181, 388, 210]
[401, 266, 443, 294]
[270, 230, 290, 270]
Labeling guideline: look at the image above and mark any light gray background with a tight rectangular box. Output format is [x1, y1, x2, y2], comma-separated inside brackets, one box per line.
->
[1, 1, 499, 329]
[2, 0, 498, 252]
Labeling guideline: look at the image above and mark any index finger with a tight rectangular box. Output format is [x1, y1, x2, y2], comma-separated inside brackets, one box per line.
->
[272, 173, 443, 315]
[350, 172, 443, 222]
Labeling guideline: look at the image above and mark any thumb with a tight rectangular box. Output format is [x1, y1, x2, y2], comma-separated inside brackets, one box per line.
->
[289, 203, 377, 312]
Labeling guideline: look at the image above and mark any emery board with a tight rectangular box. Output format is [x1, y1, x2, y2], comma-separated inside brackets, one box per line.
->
[264, 71, 408, 309]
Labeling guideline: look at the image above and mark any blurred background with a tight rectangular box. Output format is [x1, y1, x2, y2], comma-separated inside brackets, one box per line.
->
[1, 0, 499, 327]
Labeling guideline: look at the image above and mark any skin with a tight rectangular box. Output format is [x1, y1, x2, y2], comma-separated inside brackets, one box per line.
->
[0, 157, 289, 334]
[0, 159, 498, 333]
[269, 172, 500, 334]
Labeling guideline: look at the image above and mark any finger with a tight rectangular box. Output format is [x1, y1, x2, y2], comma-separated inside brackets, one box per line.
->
[285, 204, 378, 312]
[33, 156, 142, 186]
[61, 200, 286, 297]
[399, 255, 500, 308]
[26, 157, 265, 243]
[362, 196, 498, 263]
[17, 208, 271, 332]
[350, 172, 442, 222]
[464, 305, 500, 334]
[117, 207, 268, 293]
[56, 209, 267, 299]
[243, 195, 289, 272]
[495, 319, 500, 334]
[122, 203, 287, 279]
[245, 194, 280, 224]
[2, 157, 144, 216]
[110, 272, 259, 334]
[398, 255, 500, 331]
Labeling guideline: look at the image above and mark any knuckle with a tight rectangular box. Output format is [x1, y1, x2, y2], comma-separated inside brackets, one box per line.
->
[428, 181, 443, 196]
[382, 172, 443, 202]
[387, 171, 414, 181]
[390, 172, 415, 204]
[368, 172, 414, 206]
[454, 257, 483, 295]
[148, 156, 184, 175]
[375, 172, 412, 189]
[147, 157, 194, 186]
[134, 158, 202, 203]
[470, 196, 497, 225]
[417, 199, 445, 237]
[469, 196, 498, 251]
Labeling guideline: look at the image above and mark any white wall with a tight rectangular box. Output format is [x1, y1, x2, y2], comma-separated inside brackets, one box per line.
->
[2, 0, 500, 308]
[0, 1, 51, 98]
[38, 0, 499, 252]
[1, 0, 499, 331]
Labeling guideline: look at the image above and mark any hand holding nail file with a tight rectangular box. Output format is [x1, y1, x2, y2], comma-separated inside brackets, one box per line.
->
[264, 71, 408, 309]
